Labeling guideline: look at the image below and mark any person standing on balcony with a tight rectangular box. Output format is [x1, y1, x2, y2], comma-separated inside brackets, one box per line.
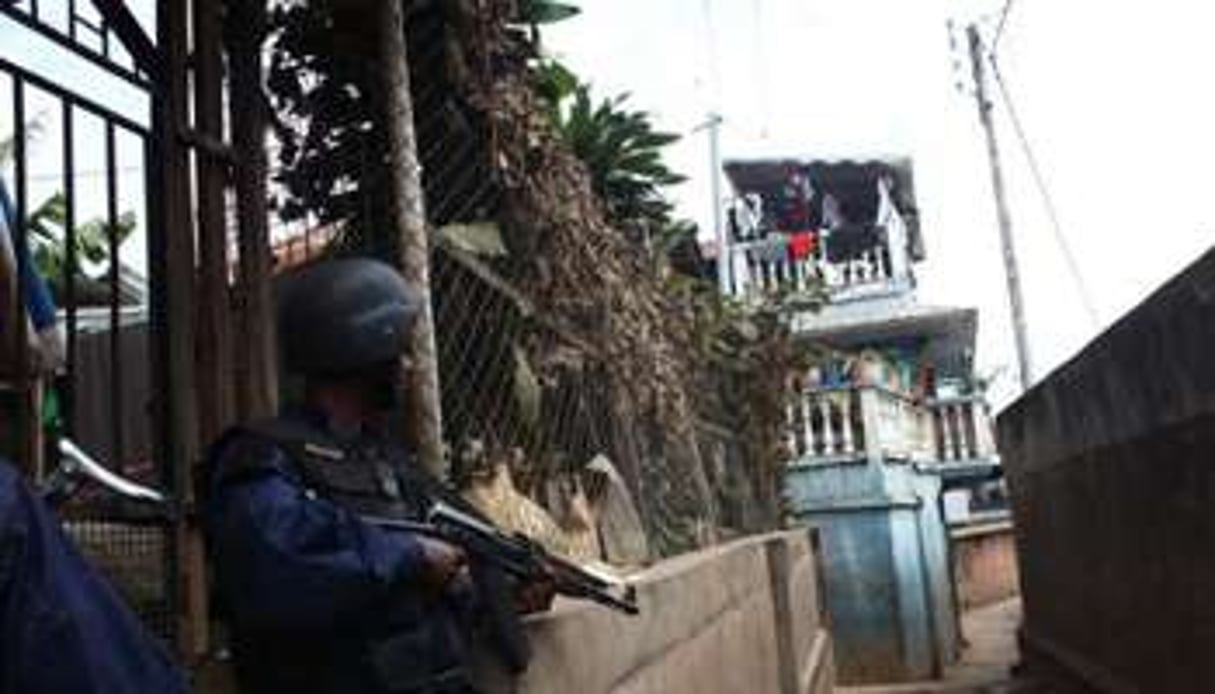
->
[204, 257, 552, 694]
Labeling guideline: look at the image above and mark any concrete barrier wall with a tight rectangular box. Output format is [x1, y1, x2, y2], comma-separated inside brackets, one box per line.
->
[950, 518, 1019, 610]
[996, 247, 1215, 692]
[479, 529, 834, 694]
[788, 461, 958, 685]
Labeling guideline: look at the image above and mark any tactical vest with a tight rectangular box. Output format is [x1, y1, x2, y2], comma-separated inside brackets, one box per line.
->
[212, 414, 476, 694]
[240, 415, 438, 522]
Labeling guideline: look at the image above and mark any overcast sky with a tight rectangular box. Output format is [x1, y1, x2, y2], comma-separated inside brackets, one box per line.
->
[546, 0, 1215, 408]
[3, 1, 1213, 408]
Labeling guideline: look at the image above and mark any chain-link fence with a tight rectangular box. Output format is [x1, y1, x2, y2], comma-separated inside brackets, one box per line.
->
[262, 0, 786, 561]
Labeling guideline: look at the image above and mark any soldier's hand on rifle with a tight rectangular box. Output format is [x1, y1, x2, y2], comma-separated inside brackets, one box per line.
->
[515, 570, 557, 615]
[417, 536, 467, 594]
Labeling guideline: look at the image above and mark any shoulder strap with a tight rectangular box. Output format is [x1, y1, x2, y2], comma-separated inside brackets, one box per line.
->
[207, 416, 337, 487]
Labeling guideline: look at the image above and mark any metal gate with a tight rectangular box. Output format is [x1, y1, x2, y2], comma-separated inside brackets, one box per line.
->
[0, 1, 176, 640]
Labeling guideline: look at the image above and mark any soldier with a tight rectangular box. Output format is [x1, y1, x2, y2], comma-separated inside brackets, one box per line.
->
[205, 258, 548, 694]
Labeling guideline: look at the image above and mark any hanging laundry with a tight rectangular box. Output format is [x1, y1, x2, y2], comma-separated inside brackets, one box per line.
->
[775, 166, 813, 232]
[748, 235, 788, 264]
[821, 193, 845, 229]
[787, 231, 817, 261]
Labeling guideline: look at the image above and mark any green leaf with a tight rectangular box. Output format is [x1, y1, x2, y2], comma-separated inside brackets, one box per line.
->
[438, 222, 509, 257]
[519, 0, 581, 25]
[537, 59, 580, 106]
[513, 345, 542, 427]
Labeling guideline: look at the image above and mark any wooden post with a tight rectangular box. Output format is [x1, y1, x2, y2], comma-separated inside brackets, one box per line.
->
[968, 25, 1033, 390]
[377, 0, 446, 477]
[151, 0, 202, 659]
[228, 0, 278, 421]
[193, 0, 234, 444]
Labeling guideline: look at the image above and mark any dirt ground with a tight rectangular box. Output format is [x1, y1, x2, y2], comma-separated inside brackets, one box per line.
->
[837, 598, 1058, 694]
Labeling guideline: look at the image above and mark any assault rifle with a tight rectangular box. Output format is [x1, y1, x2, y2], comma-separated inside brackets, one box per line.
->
[364, 500, 639, 616]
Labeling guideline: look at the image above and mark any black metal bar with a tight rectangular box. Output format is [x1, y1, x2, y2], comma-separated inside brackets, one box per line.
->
[0, 56, 148, 135]
[11, 76, 32, 473]
[87, 0, 163, 81]
[105, 120, 124, 470]
[100, 19, 110, 59]
[0, 7, 151, 89]
[62, 100, 77, 437]
[68, 0, 77, 40]
[28, 0, 38, 22]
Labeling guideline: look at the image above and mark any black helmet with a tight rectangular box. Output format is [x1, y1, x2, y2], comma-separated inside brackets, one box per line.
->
[276, 257, 421, 376]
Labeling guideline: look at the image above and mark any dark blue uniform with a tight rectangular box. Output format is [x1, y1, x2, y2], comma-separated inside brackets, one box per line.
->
[204, 412, 478, 693]
[0, 461, 188, 693]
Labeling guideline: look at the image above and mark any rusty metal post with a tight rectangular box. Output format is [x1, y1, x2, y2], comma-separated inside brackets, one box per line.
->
[151, 0, 202, 659]
[193, 0, 234, 445]
[177, 0, 239, 657]
[377, 0, 445, 477]
[228, 0, 278, 421]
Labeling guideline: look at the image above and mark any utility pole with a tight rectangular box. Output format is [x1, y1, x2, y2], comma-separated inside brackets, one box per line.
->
[379, 1, 446, 477]
[705, 112, 730, 294]
[967, 24, 1033, 391]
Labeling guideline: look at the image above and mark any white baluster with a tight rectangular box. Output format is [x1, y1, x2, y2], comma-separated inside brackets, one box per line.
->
[838, 394, 855, 454]
[948, 404, 962, 460]
[801, 393, 817, 455]
[894, 398, 906, 454]
[971, 399, 992, 458]
[785, 401, 799, 457]
[819, 397, 836, 454]
[962, 401, 977, 459]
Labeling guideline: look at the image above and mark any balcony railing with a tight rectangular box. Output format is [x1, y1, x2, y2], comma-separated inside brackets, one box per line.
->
[726, 237, 908, 303]
[929, 395, 997, 462]
[785, 386, 864, 460]
[786, 386, 997, 466]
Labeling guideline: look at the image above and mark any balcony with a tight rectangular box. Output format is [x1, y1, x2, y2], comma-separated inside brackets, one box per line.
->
[786, 385, 997, 467]
[724, 235, 912, 307]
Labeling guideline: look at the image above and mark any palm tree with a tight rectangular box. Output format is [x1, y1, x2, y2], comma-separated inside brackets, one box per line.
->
[24, 192, 137, 305]
[539, 62, 688, 245]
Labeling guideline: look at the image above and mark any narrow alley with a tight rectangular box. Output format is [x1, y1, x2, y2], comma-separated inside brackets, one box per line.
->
[842, 600, 1042, 694]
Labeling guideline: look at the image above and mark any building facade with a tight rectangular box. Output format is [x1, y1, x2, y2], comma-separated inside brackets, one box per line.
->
[720, 157, 1002, 684]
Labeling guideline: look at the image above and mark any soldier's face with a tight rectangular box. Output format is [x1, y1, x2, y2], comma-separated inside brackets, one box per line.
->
[363, 359, 402, 411]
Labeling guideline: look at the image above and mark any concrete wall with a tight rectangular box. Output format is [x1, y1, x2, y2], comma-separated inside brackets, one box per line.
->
[997, 247, 1215, 692]
[478, 529, 834, 694]
[950, 518, 1019, 610]
[787, 460, 957, 685]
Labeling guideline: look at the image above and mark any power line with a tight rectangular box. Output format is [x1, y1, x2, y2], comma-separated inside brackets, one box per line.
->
[992, 0, 1017, 56]
[700, 0, 722, 106]
[987, 52, 1101, 328]
[751, 0, 771, 139]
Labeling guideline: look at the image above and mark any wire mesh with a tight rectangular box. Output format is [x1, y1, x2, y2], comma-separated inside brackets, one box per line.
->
[399, 1, 754, 557]
[261, 1, 775, 560]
